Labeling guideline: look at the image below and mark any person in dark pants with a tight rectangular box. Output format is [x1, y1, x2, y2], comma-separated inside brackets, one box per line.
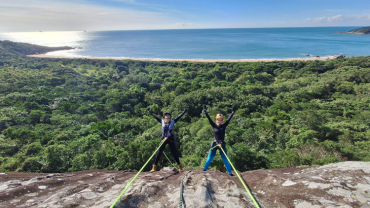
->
[148, 107, 188, 172]
[203, 104, 237, 176]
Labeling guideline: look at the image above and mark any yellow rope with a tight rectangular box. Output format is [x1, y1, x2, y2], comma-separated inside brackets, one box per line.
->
[217, 144, 260, 208]
[109, 139, 166, 208]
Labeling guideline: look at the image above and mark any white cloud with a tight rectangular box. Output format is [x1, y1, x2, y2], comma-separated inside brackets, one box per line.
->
[0, 0, 175, 32]
[175, 22, 194, 26]
[306, 15, 370, 22]
[109, 0, 146, 6]
[111, 0, 136, 3]
[323, 9, 346, 12]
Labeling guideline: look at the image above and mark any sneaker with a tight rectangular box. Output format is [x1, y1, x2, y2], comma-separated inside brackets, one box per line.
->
[229, 173, 234, 176]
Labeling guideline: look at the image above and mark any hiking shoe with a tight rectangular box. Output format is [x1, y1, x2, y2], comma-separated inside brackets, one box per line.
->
[150, 165, 157, 173]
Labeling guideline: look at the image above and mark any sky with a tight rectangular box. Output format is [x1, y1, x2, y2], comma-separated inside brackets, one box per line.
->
[0, 0, 370, 32]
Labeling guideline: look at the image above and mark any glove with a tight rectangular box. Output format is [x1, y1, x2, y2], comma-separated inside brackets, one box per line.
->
[185, 107, 189, 111]
[148, 108, 153, 113]
[203, 105, 207, 112]
[232, 105, 238, 111]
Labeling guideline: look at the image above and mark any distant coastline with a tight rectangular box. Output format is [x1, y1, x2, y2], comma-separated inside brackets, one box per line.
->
[335, 26, 370, 35]
[27, 54, 343, 62]
[3, 27, 369, 59]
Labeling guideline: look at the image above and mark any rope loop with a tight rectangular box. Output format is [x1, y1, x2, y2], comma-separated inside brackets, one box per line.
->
[179, 170, 192, 208]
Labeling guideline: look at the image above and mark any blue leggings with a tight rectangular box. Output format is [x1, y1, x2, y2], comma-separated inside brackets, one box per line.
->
[203, 142, 232, 174]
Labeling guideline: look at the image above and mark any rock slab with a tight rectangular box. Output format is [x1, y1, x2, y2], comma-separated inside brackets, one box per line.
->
[0, 162, 370, 207]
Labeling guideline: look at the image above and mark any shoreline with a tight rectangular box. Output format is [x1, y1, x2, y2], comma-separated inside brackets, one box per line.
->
[27, 54, 337, 62]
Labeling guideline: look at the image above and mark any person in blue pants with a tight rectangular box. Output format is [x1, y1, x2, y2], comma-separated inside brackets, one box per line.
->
[203, 104, 236, 176]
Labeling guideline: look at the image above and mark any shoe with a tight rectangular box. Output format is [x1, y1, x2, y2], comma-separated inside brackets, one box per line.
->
[178, 164, 183, 171]
[229, 173, 234, 176]
[150, 165, 157, 173]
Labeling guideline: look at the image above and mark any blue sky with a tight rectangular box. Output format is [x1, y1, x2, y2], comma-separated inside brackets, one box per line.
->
[1, 0, 370, 32]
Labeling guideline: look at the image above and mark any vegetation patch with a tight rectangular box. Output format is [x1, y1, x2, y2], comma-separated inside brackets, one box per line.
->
[0, 41, 370, 173]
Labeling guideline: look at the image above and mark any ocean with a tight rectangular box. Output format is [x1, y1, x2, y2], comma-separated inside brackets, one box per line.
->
[0, 27, 369, 60]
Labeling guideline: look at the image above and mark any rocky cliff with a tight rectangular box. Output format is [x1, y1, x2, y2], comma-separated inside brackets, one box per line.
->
[1, 161, 370, 208]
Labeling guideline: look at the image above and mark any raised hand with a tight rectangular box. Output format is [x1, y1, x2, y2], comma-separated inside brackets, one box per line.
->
[232, 105, 238, 111]
[148, 108, 153, 113]
[185, 107, 189, 111]
[203, 105, 207, 112]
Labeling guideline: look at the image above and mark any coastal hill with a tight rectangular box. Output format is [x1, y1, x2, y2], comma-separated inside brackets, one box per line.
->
[0, 40, 73, 57]
[0, 42, 370, 207]
[1, 161, 370, 207]
[343, 26, 370, 34]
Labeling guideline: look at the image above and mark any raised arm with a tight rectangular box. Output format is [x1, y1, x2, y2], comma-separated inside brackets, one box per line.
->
[174, 107, 188, 123]
[204, 105, 216, 126]
[224, 105, 237, 127]
[148, 108, 162, 123]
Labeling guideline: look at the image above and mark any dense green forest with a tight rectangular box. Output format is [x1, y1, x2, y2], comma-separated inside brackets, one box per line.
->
[0, 41, 369, 173]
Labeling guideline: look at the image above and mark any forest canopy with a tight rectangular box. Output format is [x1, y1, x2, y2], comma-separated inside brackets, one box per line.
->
[0, 41, 369, 173]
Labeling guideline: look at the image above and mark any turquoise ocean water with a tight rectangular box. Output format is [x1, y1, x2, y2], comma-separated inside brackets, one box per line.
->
[0, 27, 369, 60]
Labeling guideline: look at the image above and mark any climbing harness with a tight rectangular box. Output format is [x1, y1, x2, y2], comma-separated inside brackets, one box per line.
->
[109, 139, 167, 208]
[217, 144, 261, 208]
[179, 170, 192, 208]
[162, 119, 175, 137]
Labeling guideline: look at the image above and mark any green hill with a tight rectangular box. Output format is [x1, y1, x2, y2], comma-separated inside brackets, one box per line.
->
[0, 40, 73, 57]
[346, 26, 370, 34]
[0, 42, 370, 173]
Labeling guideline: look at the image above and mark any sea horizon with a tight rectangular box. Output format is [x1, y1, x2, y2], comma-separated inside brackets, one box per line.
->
[1, 27, 369, 60]
[1, 25, 368, 33]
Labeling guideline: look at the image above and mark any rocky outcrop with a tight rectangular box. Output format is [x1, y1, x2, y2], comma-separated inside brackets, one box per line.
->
[1, 162, 370, 207]
[331, 55, 346, 60]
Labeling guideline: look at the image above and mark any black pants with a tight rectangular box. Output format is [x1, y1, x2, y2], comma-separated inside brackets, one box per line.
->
[153, 138, 180, 165]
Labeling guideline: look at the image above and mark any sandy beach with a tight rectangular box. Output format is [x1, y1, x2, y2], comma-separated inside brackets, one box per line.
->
[27, 54, 335, 62]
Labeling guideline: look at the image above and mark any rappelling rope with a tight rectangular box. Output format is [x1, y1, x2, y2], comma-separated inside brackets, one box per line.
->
[210, 144, 219, 151]
[109, 139, 167, 208]
[179, 170, 192, 208]
[163, 152, 177, 169]
[217, 144, 260, 208]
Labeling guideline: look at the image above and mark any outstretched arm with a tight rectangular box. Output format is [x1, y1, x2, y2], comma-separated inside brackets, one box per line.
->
[224, 105, 237, 127]
[204, 105, 216, 126]
[148, 108, 162, 123]
[174, 107, 188, 123]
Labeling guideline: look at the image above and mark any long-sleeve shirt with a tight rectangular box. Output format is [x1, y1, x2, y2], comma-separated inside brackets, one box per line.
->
[149, 109, 187, 139]
[205, 110, 235, 144]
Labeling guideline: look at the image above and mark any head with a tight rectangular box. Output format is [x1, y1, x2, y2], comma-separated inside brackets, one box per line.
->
[164, 112, 172, 123]
[215, 114, 224, 125]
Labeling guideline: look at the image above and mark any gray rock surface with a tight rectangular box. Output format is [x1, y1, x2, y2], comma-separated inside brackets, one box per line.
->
[0, 161, 370, 207]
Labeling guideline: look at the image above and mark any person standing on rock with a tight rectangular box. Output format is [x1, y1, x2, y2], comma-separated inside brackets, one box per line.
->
[148, 107, 188, 172]
[203, 104, 236, 176]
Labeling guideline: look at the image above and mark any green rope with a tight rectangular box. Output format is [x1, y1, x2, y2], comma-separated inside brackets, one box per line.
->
[217, 144, 260, 208]
[210, 144, 219, 151]
[163, 152, 177, 169]
[179, 170, 192, 208]
[109, 139, 166, 208]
